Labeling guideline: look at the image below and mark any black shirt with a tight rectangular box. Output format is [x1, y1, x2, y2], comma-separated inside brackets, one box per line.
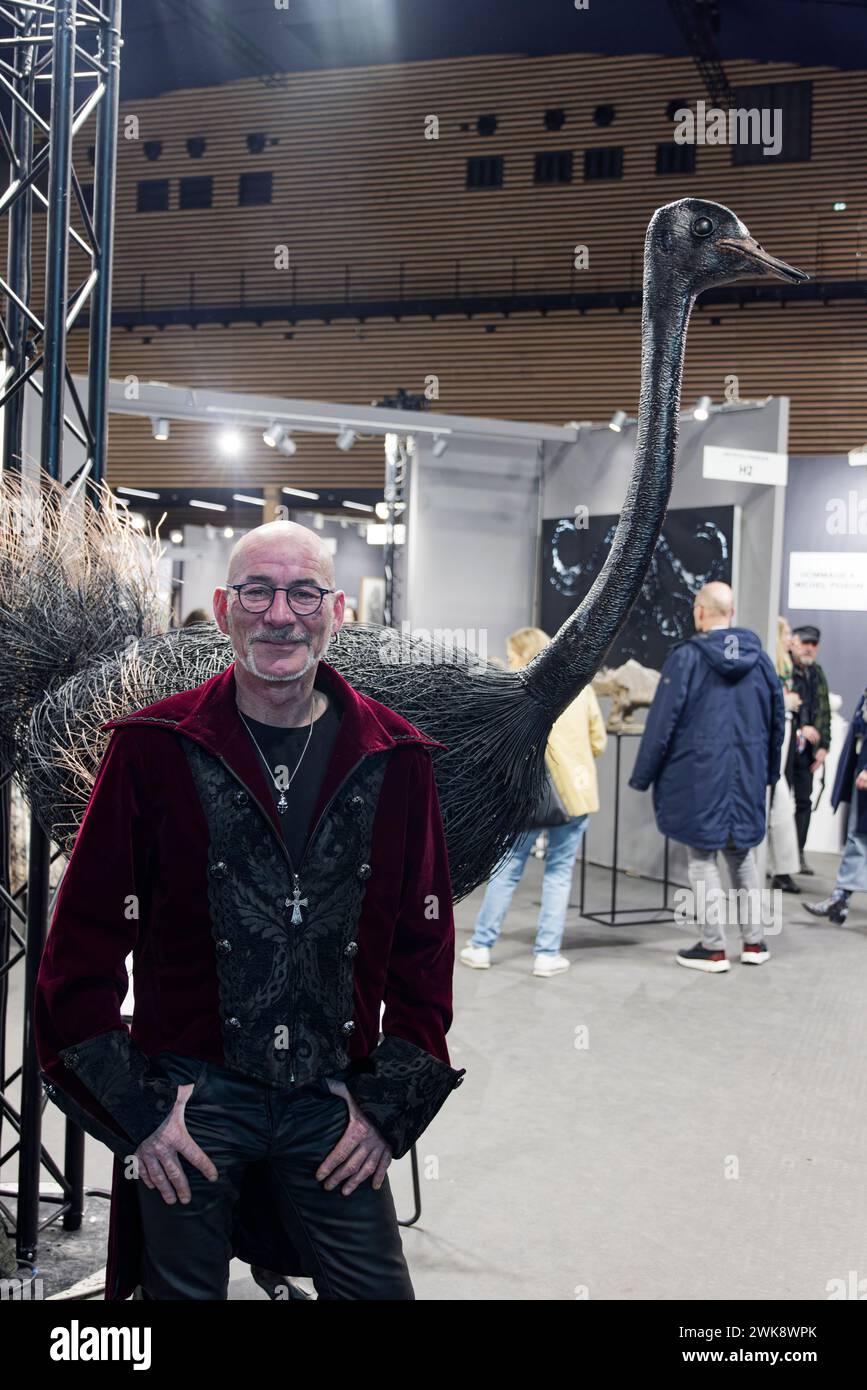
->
[240, 694, 342, 866]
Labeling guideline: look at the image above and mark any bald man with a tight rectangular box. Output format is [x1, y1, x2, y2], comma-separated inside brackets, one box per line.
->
[630, 582, 784, 973]
[35, 519, 464, 1301]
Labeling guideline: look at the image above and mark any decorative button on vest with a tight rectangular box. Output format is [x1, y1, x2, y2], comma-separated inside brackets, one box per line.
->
[344, 940, 358, 957]
[209, 860, 228, 878]
[63, 1052, 79, 1068]
[356, 863, 371, 880]
[225, 1016, 242, 1030]
[350, 795, 364, 813]
[233, 790, 249, 807]
[340, 1020, 355, 1036]
[216, 938, 233, 955]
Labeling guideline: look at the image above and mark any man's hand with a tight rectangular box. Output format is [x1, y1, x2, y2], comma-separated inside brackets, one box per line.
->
[855, 769, 867, 792]
[134, 1082, 219, 1205]
[316, 1079, 393, 1195]
[810, 747, 828, 773]
[802, 724, 821, 746]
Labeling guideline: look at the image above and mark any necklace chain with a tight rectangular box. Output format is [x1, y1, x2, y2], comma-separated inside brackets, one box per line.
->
[237, 692, 319, 814]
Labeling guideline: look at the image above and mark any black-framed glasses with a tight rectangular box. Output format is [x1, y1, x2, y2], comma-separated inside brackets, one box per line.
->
[226, 582, 335, 615]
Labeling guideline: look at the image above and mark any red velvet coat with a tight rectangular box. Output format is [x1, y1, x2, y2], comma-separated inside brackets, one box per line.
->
[34, 657, 464, 1299]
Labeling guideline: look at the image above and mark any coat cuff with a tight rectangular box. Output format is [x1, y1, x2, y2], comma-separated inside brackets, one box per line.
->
[344, 1034, 465, 1160]
[57, 1029, 178, 1148]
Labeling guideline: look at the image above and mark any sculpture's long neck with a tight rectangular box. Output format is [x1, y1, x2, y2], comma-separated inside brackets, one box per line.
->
[523, 269, 695, 720]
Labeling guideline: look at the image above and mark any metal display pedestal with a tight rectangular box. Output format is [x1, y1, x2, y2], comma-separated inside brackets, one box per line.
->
[578, 728, 677, 927]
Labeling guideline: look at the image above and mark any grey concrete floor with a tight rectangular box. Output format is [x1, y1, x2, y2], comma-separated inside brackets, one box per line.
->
[7, 852, 867, 1300]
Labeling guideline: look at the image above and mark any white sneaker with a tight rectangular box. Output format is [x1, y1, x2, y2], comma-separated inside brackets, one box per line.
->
[460, 944, 491, 969]
[533, 953, 570, 977]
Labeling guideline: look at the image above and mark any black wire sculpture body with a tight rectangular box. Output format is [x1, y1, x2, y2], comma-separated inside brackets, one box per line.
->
[3, 199, 805, 902]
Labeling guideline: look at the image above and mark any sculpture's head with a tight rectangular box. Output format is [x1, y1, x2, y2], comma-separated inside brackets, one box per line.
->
[646, 197, 807, 296]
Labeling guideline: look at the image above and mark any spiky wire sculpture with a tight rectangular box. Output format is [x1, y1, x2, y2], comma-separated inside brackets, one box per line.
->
[23, 622, 551, 902]
[0, 469, 166, 768]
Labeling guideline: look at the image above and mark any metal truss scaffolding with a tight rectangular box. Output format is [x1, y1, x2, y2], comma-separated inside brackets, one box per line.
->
[0, 0, 121, 1280]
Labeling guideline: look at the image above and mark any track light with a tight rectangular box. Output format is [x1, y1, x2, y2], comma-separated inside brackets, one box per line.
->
[336, 428, 357, 452]
[263, 423, 284, 448]
[278, 433, 297, 457]
[609, 410, 627, 432]
[223, 527, 234, 538]
[151, 418, 169, 441]
[170, 529, 184, 543]
[694, 395, 712, 421]
[848, 444, 867, 467]
[431, 436, 449, 458]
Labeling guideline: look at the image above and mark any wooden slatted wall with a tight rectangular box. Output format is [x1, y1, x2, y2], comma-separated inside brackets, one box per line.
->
[7, 48, 866, 486]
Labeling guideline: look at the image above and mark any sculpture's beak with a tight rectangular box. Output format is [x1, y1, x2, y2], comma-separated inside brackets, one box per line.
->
[718, 236, 808, 283]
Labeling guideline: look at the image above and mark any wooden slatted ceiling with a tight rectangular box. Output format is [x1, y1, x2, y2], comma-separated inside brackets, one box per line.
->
[8, 49, 867, 486]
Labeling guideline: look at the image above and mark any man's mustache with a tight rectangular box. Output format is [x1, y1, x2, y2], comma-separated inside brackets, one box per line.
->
[249, 632, 310, 645]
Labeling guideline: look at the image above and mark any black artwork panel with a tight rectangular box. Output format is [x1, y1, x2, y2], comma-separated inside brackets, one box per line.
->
[540, 505, 735, 671]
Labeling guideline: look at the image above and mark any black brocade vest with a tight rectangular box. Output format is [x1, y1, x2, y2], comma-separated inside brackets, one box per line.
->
[180, 736, 391, 1088]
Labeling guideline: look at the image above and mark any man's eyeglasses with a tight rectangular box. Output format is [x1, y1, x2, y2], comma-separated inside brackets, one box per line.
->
[226, 582, 335, 616]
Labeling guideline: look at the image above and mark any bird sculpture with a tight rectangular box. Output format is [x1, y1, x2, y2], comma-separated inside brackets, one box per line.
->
[6, 198, 805, 901]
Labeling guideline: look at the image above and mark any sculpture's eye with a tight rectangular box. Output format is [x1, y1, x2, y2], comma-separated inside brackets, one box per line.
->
[692, 216, 714, 238]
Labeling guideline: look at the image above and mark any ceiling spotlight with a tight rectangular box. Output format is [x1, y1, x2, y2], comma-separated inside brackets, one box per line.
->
[375, 501, 390, 520]
[694, 395, 712, 421]
[170, 529, 184, 544]
[217, 429, 243, 457]
[833, 201, 847, 212]
[609, 409, 628, 432]
[128, 512, 147, 530]
[223, 527, 234, 538]
[848, 444, 867, 467]
[263, 423, 285, 448]
[277, 433, 297, 457]
[151, 418, 170, 441]
[431, 436, 449, 457]
[336, 428, 357, 452]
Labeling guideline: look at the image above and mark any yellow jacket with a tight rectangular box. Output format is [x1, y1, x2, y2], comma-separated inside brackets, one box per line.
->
[545, 684, 607, 816]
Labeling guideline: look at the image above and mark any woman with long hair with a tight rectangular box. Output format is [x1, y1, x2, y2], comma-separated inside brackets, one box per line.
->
[460, 627, 606, 977]
[767, 616, 803, 893]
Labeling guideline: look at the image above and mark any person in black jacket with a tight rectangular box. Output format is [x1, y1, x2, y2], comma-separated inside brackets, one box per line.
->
[785, 624, 832, 875]
[630, 583, 785, 973]
[805, 686, 867, 925]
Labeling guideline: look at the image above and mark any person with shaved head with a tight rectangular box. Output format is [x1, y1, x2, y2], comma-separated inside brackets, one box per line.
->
[35, 518, 464, 1301]
[630, 582, 784, 973]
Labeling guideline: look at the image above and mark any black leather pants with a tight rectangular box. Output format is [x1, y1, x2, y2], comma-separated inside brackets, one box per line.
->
[136, 1052, 414, 1300]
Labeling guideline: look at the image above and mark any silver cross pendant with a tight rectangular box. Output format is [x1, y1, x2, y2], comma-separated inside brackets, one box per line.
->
[288, 874, 308, 925]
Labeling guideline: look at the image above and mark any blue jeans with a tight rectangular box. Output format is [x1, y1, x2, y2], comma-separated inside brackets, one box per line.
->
[837, 792, 867, 893]
[469, 815, 588, 956]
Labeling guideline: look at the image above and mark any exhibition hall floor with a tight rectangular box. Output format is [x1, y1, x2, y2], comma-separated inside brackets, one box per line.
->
[231, 850, 867, 1301]
[16, 853, 865, 1301]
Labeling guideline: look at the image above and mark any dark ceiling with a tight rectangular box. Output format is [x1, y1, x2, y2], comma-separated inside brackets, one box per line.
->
[122, 0, 865, 101]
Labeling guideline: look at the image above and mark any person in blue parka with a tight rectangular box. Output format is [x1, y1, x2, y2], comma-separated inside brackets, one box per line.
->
[629, 581, 785, 973]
